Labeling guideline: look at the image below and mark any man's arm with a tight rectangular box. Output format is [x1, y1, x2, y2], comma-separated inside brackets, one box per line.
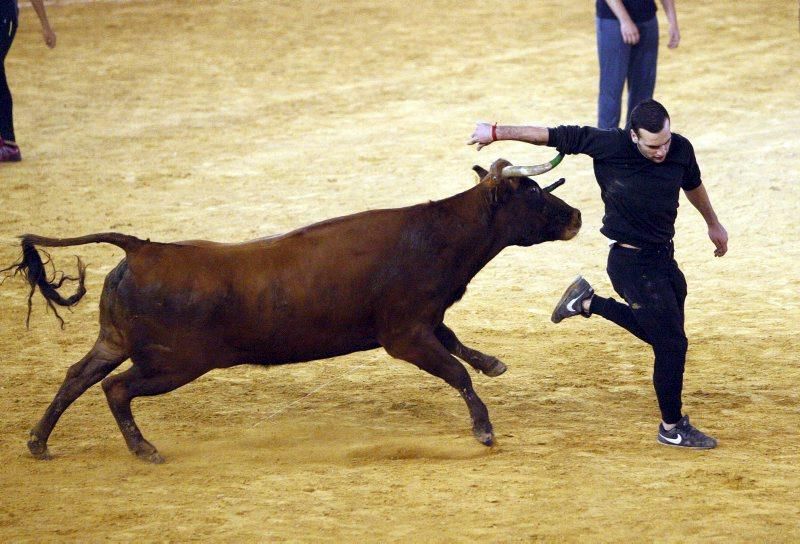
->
[659, 0, 680, 48]
[467, 123, 548, 151]
[603, 0, 640, 45]
[30, 0, 57, 48]
[684, 184, 728, 257]
[469, 123, 618, 159]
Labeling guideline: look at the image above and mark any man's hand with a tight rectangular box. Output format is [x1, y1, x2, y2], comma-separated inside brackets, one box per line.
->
[43, 27, 56, 48]
[619, 19, 640, 45]
[667, 24, 680, 49]
[467, 123, 494, 151]
[708, 222, 728, 257]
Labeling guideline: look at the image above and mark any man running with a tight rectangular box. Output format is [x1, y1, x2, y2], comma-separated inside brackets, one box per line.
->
[468, 99, 728, 449]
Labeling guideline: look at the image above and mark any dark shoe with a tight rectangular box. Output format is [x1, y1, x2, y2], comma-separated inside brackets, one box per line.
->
[551, 276, 593, 323]
[0, 142, 21, 162]
[657, 415, 717, 449]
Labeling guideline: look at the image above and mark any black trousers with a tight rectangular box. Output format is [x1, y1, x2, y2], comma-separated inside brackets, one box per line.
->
[1, 10, 18, 142]
[589, 243, 688, 424]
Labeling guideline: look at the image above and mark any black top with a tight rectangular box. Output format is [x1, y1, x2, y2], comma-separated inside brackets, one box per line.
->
[0, 0, 18, 18]
[596, 0, 657, 23]
[547, 126, 702, 247]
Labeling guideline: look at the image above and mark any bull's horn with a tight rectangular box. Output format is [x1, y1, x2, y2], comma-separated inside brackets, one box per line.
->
[500, 152, 564, 178]
[543, 178, 566, 193]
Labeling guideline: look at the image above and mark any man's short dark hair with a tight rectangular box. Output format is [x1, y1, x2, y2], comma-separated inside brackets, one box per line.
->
[630, 99, 670, 134]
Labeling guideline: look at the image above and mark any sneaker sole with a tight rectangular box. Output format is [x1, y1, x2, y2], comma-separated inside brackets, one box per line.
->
[656, 436, 717, 450]
[551, 276, 587, 324]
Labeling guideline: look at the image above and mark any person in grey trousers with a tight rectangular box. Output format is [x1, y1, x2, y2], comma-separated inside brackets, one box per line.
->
[596, 0, 680, 129]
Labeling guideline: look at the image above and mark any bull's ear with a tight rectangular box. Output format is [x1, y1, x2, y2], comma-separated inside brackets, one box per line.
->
[472, 165, 489, 180]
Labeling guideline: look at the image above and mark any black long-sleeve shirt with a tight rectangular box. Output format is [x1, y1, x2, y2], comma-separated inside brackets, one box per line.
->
[0, 0, 18, 19]
[547, 126, 702, 247]
[596, 0, 657, 23]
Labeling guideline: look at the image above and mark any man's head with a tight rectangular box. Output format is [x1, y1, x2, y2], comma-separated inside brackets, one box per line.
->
[629, 99, 671, 163]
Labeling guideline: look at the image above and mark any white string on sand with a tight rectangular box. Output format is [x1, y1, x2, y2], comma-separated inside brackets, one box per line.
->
[23, 0, 153, 8]
[253, 362, 369, 427]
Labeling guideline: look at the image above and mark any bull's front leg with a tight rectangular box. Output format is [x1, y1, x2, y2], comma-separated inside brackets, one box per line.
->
[435, 323, 507, 377]
[382, 328, 494, 446]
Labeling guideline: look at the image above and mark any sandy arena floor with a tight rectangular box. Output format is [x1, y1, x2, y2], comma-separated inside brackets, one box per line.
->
[1, 0, 798, 541]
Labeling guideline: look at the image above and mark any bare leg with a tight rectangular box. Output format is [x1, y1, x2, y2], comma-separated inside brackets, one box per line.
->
[435, 323, 506, 377]
[101, 363, 208, 463]
[383, 328, 494, 446]
[28, 339, 127, 460]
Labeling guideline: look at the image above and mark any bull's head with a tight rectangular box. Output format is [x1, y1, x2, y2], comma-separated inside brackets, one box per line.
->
[476, 155, 581, 246]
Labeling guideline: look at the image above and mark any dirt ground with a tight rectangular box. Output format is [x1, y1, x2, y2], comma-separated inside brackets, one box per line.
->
[1, 0, 798, 541]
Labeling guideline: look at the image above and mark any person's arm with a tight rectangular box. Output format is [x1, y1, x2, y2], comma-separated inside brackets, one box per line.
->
[659, 0, 680, 48]
[469, 123, 619, 159]
[29, 0, 57, 48]
[684, 184, 727, 257]
[467, 123, 549, 151]
[603, 0, 640, 45]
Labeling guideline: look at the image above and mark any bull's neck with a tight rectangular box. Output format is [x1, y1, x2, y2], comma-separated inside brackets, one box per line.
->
[431, 184, 511, 283]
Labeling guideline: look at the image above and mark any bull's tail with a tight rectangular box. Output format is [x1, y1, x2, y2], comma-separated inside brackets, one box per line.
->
[19, 232, 146, 252]
[1, 232, 146, 328]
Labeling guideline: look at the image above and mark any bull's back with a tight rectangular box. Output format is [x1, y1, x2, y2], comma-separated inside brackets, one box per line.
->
[104, 207, 446, 364]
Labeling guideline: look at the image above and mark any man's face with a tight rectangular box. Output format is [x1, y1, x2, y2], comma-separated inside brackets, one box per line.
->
[630, 119, 671, 163]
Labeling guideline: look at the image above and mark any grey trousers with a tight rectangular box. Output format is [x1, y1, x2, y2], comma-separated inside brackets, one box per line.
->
[596, 16, 659, 130]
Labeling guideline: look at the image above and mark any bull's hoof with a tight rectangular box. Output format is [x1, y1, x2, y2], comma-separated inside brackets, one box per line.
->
[473, 427, 495, 447]
[482, 358, 507, 377]
[132, 441, 165, 464]
[28, 435, 52, 460]
[134, 450, 165, 464]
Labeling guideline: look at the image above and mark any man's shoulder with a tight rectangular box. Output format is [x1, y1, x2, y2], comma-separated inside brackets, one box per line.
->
[548, 125, 626, 158]
[671, 132, 693, 148]
[669, 132, 697, 159]
[593, 128, 632, 157]
[588, 126, 629, 146]
[605, 127, 628, 139]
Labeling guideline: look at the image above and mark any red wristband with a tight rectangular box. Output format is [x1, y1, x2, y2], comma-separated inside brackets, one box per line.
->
[491, 123, 498, 142]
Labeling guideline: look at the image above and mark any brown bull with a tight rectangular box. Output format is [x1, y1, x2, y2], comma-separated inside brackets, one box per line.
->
[5, 158, 580, 463]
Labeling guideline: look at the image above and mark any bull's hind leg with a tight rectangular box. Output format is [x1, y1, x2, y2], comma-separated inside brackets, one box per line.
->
[101, 363, 208, 463]
[383, 329, 494, 446]
[28, 339, 128, 460]
[435, 323, 507, 377]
